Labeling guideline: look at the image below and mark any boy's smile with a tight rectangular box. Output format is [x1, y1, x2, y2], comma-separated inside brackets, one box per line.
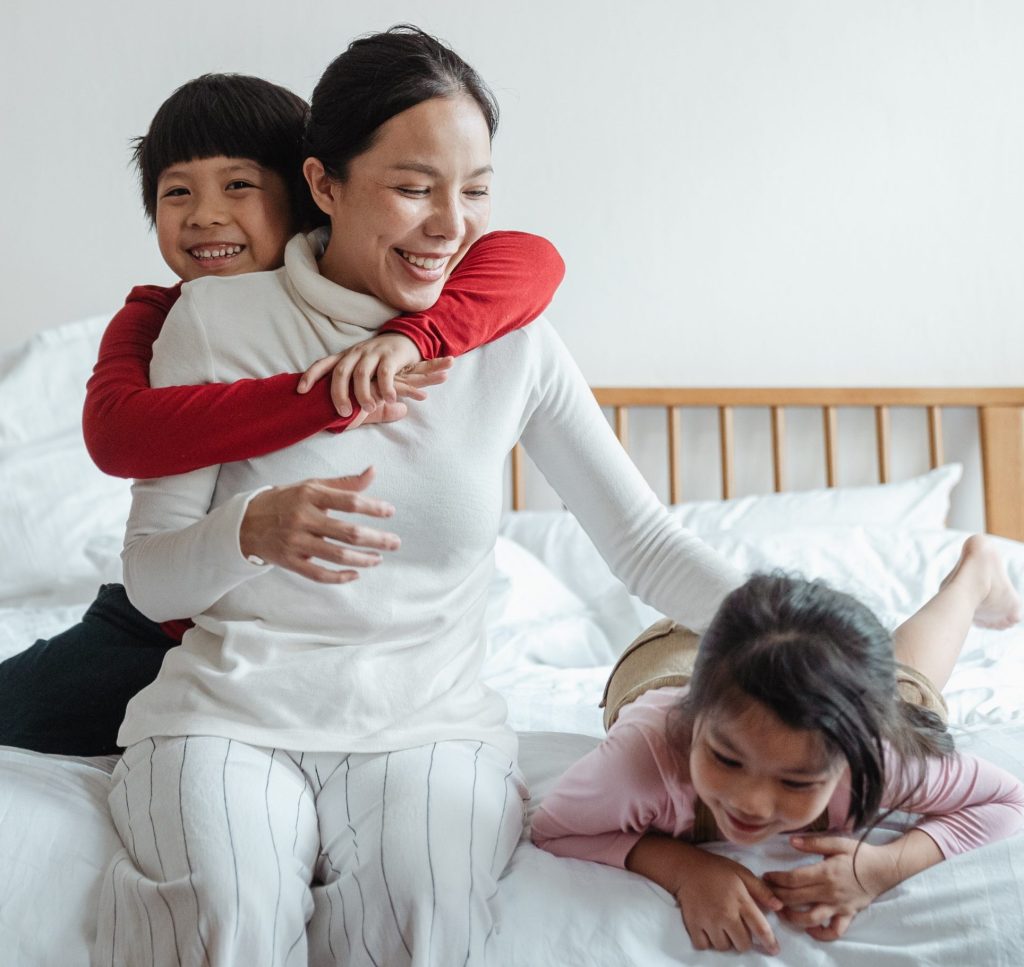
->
[155, 156, 293, 283]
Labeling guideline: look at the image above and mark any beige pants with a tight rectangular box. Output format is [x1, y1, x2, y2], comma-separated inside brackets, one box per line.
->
[600, 618, 949, 731]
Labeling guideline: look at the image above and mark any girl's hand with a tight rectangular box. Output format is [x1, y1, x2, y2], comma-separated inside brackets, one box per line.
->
[674, 849, 783, 955]
[297, 333, 452, 417]
[764, 835, 884, 941]
[239, 467, 400, 583]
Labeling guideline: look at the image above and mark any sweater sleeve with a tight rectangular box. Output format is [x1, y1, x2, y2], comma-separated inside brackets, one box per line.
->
[85, 231, 564, 481]
[120, 290, 268, 621]
[518, 324, 743, 633]
[531, 722, 674, 868]
[382, 231, 565, 357]
[888, 752, 1024, 857]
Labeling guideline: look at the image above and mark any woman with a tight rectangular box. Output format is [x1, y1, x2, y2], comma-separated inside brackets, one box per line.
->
[95, 26, 743, 967]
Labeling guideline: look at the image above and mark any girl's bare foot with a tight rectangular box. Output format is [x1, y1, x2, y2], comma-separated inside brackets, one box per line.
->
[940, 535, 1022, 629]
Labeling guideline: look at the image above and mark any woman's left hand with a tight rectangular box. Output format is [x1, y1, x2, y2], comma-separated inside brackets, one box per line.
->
[763, 835, 886, 941]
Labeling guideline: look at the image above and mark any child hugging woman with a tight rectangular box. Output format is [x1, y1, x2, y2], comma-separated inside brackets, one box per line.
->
[532, 535, 1024, 955]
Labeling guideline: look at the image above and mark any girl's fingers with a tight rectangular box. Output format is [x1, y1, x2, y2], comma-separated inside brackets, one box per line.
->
[742, 907, 779, 955]
[779, 903, 834, 928]
[790, 834, 852, 856]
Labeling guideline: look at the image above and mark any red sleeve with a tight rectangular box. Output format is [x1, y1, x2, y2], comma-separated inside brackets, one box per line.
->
[83, 231, 564, 480]
[82, 284, 350, 479]
[381, 230, 565, 357]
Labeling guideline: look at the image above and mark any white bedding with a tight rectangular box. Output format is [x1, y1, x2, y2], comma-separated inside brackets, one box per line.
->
[1, 319, 1023, 965]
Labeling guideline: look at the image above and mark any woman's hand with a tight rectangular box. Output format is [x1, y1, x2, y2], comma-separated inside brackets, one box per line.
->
[239, 467, 400, 583]
[765, 834, 892, 941]
[674, 849, 783, 955]
[297, 333, 453, 418]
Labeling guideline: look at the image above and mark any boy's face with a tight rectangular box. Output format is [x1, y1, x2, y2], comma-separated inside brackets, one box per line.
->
[155, 156, 293, 282]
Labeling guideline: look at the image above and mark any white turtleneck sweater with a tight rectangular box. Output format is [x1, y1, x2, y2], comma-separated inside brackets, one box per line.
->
[118, 229, 742, 756]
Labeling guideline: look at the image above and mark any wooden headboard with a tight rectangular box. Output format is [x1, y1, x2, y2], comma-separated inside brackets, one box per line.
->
[509, 388, 1024, 542]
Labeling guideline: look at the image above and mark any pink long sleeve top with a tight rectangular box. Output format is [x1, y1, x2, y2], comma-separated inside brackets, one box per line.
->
[531, 687, 1024, 867]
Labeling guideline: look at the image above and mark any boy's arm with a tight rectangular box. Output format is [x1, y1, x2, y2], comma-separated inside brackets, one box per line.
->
[83, 284, 344, 478]
[381, 230, 565, 357]
[84, 231, 564, 480]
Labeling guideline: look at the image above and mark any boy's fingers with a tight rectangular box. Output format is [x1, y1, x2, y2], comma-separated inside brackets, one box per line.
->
[330, 357, 358, 417]
[298, 352, 342, 393]
[741, 901, 779, 954]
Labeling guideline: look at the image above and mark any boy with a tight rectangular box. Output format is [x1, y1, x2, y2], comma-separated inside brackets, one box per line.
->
[0, 72, 564, 755]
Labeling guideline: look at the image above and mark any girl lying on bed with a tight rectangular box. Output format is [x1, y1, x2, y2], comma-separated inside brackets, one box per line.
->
[532, 535, 1024, 956]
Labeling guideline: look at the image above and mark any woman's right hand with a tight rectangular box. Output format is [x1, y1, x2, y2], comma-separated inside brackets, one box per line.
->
[239, 467, 400, 583]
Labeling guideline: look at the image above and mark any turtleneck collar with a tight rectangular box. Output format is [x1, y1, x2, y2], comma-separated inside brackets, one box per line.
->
[284, 227, 397, 331]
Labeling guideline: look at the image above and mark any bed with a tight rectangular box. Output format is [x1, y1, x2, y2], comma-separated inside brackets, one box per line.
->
[1, 315, 1023, 966]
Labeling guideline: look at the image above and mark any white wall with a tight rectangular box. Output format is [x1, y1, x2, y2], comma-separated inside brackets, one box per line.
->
[3, 0, 1022, 386]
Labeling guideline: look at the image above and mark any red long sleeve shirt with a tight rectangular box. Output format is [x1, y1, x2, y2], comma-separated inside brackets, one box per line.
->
[84, 230, 564, 479]
[82, 230, 564, 640]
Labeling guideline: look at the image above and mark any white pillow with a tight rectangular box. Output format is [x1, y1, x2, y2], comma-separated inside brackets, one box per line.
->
[0, 431, 131, 602]
[485, 537, 614, 670]
[672, 463, 962, 534]
[0, 315, 108, 446]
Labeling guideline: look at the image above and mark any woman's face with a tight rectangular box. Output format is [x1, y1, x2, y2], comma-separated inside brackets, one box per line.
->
[307, 95, 493, 312]
[689, 698, 845, 845]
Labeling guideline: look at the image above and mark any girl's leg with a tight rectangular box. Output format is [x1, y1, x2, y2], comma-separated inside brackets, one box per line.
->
[893, 535, 1021, 692]
[309, 741, 527, 967]
[0, 583, 174, 755]
[93, 737, 318, 967]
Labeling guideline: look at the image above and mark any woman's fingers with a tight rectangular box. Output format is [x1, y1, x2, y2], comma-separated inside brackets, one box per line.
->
[239, 469, 403, 582]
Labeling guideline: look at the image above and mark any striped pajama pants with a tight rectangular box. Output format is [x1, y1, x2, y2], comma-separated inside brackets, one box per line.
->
[92, 735, 527, 967]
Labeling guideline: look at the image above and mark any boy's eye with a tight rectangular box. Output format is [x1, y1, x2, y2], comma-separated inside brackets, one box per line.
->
[161, 187, 189, 198]
[227, 180, 256, 191]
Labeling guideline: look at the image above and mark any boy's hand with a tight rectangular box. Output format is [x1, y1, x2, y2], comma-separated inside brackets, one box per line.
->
[297, 333, 452, 418]
[765, 835, 883, 941]
[674, 850, 782, 955]
[239, 467, 400, 583]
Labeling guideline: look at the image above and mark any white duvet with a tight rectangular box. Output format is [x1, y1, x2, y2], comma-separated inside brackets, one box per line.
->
[1, 318, 1023, 965]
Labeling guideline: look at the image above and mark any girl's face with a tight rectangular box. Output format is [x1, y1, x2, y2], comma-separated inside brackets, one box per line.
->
[689, 698, 846, 845]
[305, 94, 492, 312]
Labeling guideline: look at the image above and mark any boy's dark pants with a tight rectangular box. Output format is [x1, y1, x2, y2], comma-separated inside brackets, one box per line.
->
[0, 584, 173, 756]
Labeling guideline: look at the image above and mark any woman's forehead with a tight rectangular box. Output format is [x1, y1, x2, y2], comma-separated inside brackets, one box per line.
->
[357, 96, 492, 171]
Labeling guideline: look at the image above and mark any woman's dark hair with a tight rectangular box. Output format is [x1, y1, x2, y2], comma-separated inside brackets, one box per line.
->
[132, 73, 309, 227]
[305, 23, 499, 183]
[668, 572, 954, 832]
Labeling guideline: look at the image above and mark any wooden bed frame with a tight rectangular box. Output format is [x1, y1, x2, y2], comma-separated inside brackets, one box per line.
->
[510, 388, 1024, 542]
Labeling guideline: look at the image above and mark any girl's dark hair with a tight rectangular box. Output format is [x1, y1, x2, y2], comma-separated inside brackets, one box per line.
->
[305, 23, 499, 184]
[132, 73, 309, 227]
[668, 572, 954, 832]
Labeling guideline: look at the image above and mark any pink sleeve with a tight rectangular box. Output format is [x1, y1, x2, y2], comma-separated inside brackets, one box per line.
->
[889, 752, 1024, 857]
[530, 723, 680, 868]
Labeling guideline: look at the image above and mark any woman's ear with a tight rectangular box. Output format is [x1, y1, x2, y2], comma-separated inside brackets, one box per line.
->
[303, 158, 338, 217]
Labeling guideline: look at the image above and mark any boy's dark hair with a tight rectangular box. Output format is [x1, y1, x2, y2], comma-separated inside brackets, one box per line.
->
[306, 23, 499, 184]
[668, 572, 954, 833]
[133, 73, 309, 227]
